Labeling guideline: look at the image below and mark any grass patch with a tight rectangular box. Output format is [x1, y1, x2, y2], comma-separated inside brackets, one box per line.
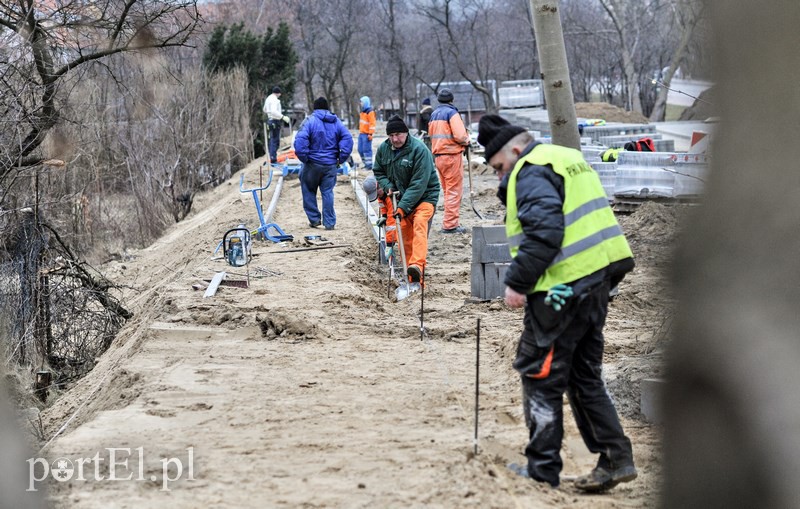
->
[665, 104, 687, 121]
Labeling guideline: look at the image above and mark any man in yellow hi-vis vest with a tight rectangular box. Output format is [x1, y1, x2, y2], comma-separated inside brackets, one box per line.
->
[477, 114, 637, 493]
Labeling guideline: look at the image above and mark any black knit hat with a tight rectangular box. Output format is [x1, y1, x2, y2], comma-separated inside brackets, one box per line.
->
[313, 97, 329, 110]
[272, 86, 282, 94]
[437, 88, 454, 103]
[478, 114, 527, 161]
[386, 115, 409, 134]
[422, 97, 431, 105]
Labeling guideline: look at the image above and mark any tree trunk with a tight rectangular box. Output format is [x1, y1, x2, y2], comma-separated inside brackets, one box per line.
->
[663, 2, 800, 508]
[621, 47, 643, 113]
[649, 2, 697, 122]
[599, 0, 643, 113]
[529, 0, 580, 150]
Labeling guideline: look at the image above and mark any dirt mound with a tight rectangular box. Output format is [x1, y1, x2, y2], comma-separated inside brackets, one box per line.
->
[575, 102, 649, 124]
[679, 87, 717, 120]
[624, 201, 683, 238]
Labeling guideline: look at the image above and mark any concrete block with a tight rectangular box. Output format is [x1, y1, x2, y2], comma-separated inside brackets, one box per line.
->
[470, 263, 485, 299]
[479, 243, 512, 264]
[484, 263, 510, 299]
[640, 378, 666, 423]
[473, 224, 508, 246]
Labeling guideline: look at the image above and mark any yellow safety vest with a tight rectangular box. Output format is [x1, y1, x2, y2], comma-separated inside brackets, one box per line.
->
[506, 144, 632, 293]
[601, 148, 620, 162]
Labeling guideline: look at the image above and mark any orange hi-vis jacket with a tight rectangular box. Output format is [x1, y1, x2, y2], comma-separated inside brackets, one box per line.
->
[428, 103, 469, 155]
[360, 109, 376, 138]
[378, 194, 397, 244]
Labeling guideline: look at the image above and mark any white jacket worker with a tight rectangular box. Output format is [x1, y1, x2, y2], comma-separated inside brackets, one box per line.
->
[263, 86, 290, 162]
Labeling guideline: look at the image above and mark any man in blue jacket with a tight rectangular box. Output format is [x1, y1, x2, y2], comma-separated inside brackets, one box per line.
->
[294, 97, 354, 230]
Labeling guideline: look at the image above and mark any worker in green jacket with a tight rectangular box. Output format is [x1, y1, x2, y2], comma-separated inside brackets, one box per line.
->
[372, 115, 440, 286]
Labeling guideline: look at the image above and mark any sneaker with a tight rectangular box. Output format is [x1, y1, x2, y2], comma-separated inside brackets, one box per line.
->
[309, 221, 321, 228]
[441, 226, 467, 234]
[574, 465, 637, 492]
[407, 265, 422, 283]
[324, 225, 335, 231]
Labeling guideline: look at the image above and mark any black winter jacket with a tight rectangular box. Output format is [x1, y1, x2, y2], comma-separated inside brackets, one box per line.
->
[497, 142, 634, 296]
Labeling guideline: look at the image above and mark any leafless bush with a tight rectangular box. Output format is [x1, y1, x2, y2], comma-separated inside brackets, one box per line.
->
[0, 62, 251, 397]
[44, 61, 252, 250]
[0, 210, 131, 381]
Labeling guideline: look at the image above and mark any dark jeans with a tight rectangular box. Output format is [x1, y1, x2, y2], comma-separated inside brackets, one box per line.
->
[300, 162, 337, 228]
[514, 281, 634, 487]
[267, 120, 281, 162]
[358, 133, 373, 169]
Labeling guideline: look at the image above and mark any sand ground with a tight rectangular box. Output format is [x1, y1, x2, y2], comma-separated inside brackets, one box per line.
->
[39, 149, 671, 508]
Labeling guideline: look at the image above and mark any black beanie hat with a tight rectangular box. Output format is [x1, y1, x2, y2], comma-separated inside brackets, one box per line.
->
[386, 115, 409, 134]
[437, 88, 454, 103]
[313, 97, 329, 110]
[272, 86, 282, 94]
[478, 114, 527, 161]
[422, 97, 431, 105]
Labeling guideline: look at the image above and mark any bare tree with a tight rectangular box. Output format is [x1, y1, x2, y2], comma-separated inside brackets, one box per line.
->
[0, 1, 201, 187]
[419, 0, 498, 112]
[597, 0, 675, 113]
[289, 0, 371, 117]
[0, 0, 203, 390]
[377, 0, 410, 116]
[648, 0, 705, 121]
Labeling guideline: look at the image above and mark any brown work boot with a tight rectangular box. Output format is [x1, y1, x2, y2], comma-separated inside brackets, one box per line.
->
[407, 265, 422, 283]
[574, 465, 637, 492]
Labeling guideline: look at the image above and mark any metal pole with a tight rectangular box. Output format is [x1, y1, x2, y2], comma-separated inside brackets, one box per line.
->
[474, 317, 481, 455]
[420, 267, 425, 341]
[391, 193, 409, 284]
[262, 121, 270, 204]
[386, 226, 392, 300]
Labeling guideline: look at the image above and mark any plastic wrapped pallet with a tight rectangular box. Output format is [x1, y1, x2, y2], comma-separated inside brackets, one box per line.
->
[614, 152, 709, 199]
[590, 161, 617, 200]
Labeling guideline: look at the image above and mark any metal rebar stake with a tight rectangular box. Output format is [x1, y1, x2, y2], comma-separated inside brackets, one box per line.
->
[420, 267, 426, 341]
[474, 317, 481, 455]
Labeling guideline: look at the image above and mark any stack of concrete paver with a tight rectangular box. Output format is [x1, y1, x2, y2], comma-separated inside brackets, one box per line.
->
[581, 124, 658, 143]
[591, 162, 619, 200]
[471, 225, 512, 300]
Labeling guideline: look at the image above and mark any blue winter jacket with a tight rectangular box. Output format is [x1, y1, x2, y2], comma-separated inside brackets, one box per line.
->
[294, 109, 354, 166]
